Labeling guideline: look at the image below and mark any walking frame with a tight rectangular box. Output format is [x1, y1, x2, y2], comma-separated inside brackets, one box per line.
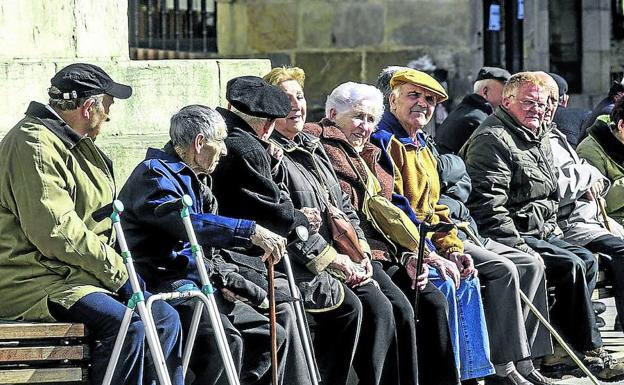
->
[158, 195, 320, 385]
[95, 199, 240, 385]
[455, 222, 600, 385]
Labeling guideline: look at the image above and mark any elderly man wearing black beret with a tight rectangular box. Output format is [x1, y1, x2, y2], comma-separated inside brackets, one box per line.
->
[436, 66, 511, 154]
[118, 100, 314, 385]
[212, 75, 362, 385]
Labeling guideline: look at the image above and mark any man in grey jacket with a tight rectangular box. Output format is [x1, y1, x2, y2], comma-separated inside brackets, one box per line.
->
[543, 73, 624, 338]
[461, 72, 624, 381]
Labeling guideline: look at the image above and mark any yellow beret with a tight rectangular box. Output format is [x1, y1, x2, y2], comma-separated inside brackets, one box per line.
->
[390, 69, 448, 103]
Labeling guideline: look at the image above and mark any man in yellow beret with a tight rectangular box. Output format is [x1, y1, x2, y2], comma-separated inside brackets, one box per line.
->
[372, 69, 554, 385]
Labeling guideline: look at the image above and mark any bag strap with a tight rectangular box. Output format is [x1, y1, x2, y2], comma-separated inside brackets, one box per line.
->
[338, 143, 381, 200]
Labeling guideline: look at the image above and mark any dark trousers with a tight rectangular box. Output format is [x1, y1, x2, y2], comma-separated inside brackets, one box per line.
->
[49, 292, 184, 385]
[307, 285, 362, 385]
[525, 235, 601, 351]
[176, 291, 287, 385]
[585, 233, 624, 331]
[385, 262, 460, 385]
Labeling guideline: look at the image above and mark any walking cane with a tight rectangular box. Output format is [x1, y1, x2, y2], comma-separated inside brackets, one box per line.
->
[154, 195, 241, 385]
[93, 201, 174, 385]
[414, 221, 456, 319]
[266, 253, 279, 385]
[284, 226, 321, 385]
[597, 197, 612, 233]
[455, 222, 600, 385]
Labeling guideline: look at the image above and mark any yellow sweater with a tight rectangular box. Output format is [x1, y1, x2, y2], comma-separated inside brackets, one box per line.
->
[388, 136, 464, 255]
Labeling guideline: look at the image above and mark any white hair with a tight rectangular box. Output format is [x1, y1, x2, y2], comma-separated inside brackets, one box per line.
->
[325, 82, 385, 123]
[48, 86, 105, 111]
[170, 105, 227, 148]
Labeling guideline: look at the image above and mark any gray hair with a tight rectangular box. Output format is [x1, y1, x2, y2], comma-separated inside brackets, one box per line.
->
[170, 105, 227, 148]
[48, 86, 104, 111]
[325, 82, 384, 123]
[473, 79, 498, 94]
[376, 66, 410, 109]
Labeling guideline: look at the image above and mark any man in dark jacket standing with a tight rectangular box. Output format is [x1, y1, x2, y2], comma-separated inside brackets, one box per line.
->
[436, 66, 510, 154]
[461, 72, 624, 380]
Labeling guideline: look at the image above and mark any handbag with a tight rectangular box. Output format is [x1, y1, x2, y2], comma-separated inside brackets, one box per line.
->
[342, 147, 424, 254]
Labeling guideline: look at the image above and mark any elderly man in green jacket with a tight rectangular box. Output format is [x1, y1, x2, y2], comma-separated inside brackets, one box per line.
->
[0, 63, 183, 385]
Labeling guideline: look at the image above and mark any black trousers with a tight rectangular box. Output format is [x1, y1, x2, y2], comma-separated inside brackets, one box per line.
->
[307, 285, 362, 385]
[525, 235, 601, 351]
[585, 233, 624, 331]
[385, 262, 460, 385]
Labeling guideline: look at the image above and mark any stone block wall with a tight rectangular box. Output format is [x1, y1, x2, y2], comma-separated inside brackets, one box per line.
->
[217, 0, 482, 119]
[0, 0, 270, 184]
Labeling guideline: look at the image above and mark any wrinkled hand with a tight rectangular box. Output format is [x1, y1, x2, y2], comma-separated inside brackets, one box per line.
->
[251, 224, 286, 265]
[329, 253, 358, 285]
[425, 253, 461, 289]
[349, 257, 374, 288]
[585, 179, 605, 201]
[300, 207, 322, 234]
[406, 255, 429, 290]
[448, 252, 476, 279]
[266, 142, 284, 162]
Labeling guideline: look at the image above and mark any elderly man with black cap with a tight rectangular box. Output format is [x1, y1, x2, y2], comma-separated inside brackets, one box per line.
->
[0, 63, 185, 385]
[436, 66, 511, 154]
[212, 75, 363, 385]
[372, 68, 555, 385]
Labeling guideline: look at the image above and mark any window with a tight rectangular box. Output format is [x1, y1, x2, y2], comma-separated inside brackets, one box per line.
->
[128, 0, 217, 59]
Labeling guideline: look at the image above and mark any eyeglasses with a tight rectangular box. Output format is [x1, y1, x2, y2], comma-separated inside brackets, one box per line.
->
[508, 95, 547, 111]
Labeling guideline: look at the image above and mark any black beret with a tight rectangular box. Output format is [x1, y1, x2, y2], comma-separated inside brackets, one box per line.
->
[226, 76, 291, 119]
[548, 73, 568, 97]
[475, 66, 511, 83]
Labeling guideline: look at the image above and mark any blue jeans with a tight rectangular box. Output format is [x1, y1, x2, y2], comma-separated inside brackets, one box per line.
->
[429, 267, 494, 380]
[49, 292, 184, 385]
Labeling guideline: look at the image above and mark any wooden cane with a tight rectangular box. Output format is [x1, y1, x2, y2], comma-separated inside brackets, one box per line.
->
[597, 197, 612, 233]
[267, 254, 279, 385]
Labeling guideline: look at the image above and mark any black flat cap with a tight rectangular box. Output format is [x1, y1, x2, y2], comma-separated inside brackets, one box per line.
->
[49, 63, 132, 100]
[226, 76, 290, 119]
[475, 66, 511, 83]
[548, 73, 568, 97]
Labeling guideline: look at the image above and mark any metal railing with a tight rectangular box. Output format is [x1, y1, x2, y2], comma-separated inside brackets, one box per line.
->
[128, 0, 217, 59]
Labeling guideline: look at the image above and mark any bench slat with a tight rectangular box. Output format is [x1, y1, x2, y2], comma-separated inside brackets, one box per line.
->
[0, 324, 85, 340]
[0, 345, 88, 362]
[0, 367, 85, 383]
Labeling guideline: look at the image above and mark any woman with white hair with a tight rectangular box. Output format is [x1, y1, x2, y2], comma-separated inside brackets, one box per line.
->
[310, 81, 494, 385]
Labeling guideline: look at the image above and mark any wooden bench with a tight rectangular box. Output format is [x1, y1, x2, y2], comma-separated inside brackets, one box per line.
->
[0, 323, 89, 384]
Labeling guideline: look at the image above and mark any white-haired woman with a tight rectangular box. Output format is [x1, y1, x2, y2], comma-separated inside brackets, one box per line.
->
[312, 81, 495, 385]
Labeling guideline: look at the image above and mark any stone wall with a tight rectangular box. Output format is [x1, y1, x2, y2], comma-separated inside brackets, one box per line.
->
[217, 0, 482, 119]
[0, 0, 270, 184]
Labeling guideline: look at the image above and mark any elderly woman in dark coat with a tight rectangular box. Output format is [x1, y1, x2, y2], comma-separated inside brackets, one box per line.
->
[264, 67, 403, 385]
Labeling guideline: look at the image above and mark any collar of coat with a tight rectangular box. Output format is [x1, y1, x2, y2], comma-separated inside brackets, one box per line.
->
[494, 106, 551, 142]
[376, 110, 428, 148]
[588, 119, 624, 166]
[270, 129, 320, 153]
[145, 141, 189, 174]
[304, 118, 382, 161]
[25, 101, 84, 148]
[462, 93, 494, 114]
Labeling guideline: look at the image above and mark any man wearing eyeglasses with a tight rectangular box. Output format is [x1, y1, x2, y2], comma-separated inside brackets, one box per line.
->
[461, 72, 619, 380]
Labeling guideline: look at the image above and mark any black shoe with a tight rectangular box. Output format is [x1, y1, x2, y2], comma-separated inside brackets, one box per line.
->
[484, 370, 532, 385]
[594, 301, 607, 315]
[461, 379, 479, 385]
[596, 315, 606, 328]
[524, 370, 558, 385]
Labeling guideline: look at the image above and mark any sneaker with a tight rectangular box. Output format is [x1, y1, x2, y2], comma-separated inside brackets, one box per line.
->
[541, 343, 602, 375]
[584, 347, 624, 381]
[593, 301, 607, 315]
[596, 315, 606, 328]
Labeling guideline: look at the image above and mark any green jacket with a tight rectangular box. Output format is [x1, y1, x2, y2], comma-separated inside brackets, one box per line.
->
[577, 119, 624, 225]
[460, 107, 560, 250]
[0, 102, 127, 321]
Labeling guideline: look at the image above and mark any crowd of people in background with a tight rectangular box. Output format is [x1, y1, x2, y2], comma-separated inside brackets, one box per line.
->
[3, 61, 624, 385]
